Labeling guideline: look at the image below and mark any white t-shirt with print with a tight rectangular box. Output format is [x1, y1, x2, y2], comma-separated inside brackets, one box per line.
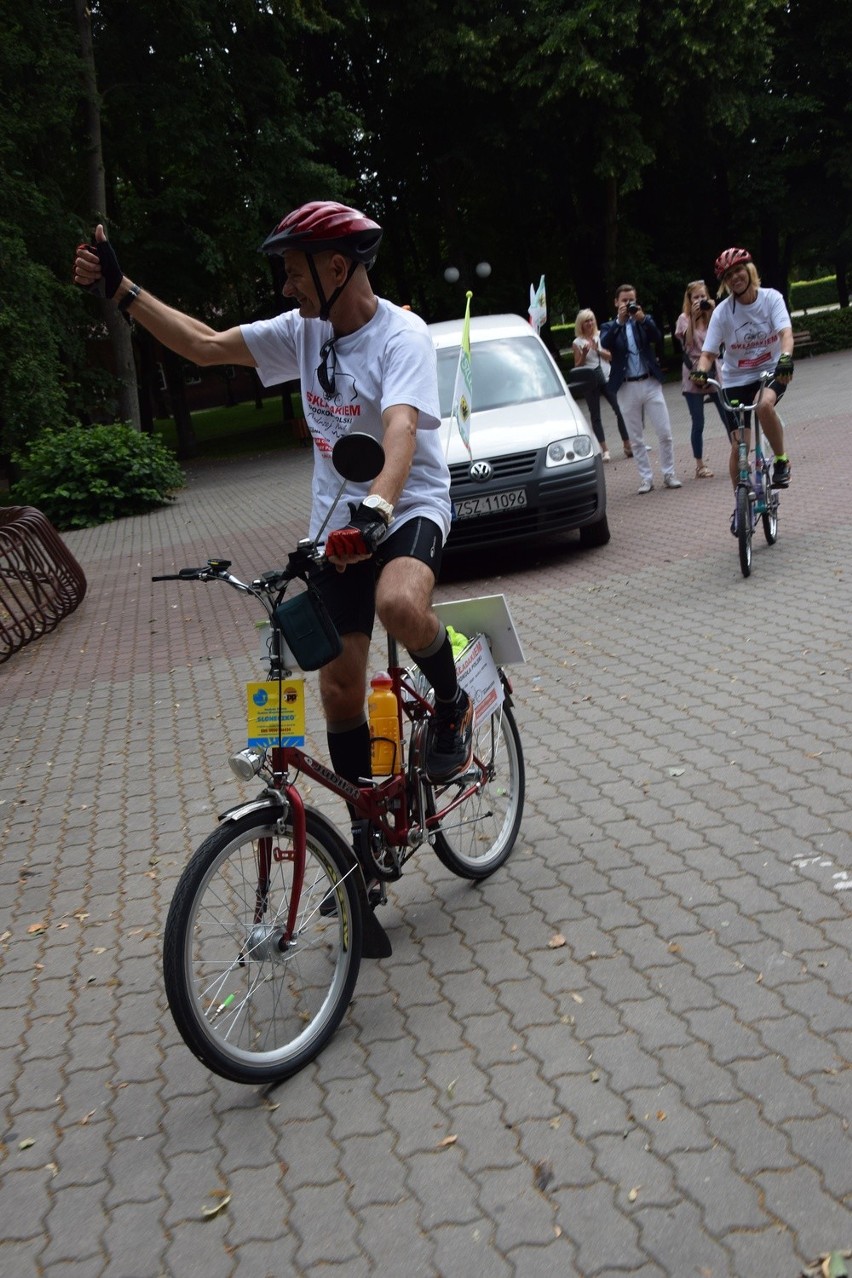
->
[704, 288, 792, 388]
[241, 299, 451, 542]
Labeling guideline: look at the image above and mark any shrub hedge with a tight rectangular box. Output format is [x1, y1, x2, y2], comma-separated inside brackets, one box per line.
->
[790, 276, 840, 311]
[800, 309, 852, 354]
[12, 422, 185, 530]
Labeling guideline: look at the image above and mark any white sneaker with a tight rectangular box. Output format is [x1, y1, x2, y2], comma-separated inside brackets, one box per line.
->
[663, 474, 682, 489]
[601, 449, 611, 462]
[637, 479, 654, 494]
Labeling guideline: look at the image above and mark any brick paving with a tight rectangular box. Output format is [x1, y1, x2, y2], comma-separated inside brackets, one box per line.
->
[1, 351, 850, 1277]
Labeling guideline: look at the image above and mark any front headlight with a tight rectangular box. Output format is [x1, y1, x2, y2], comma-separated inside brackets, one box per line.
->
[229, 746, 267, 781]
[546, 435, 594, 467]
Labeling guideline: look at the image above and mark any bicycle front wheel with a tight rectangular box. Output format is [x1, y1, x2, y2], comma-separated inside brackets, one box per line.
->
[762, 489, 779, 544]
[163, 806, 362, 1085]
[736, 484, 752, 577]
[427, 701, 525, 879]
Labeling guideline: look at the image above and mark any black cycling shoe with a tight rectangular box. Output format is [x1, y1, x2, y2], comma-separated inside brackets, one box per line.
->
[424, 689, 474, 783]
[772, 458, 791, 488]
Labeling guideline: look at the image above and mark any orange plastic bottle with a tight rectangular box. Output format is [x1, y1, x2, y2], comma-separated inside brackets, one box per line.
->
[367, 673, 401, 775]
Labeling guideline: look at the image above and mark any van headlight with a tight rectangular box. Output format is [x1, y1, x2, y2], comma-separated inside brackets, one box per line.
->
[547, 436, 593, 466]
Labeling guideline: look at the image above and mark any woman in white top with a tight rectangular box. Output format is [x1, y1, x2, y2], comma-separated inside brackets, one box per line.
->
[572, 309, 631, 460]
[674, 280, 730, 479]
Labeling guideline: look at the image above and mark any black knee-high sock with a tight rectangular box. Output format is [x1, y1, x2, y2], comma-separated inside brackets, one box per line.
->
[409, 623, 459, 703]
[327, 719, 371, 819]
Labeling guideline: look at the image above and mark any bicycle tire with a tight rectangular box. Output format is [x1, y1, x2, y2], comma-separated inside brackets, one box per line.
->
[163, 805, 362, 1085]
[736, 484, 752, 577]
[425, 700, 525, 879]
[762, 489, 779, 544]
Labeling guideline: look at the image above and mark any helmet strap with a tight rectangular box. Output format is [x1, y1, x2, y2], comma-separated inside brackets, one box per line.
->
[307, 254, 359, 322]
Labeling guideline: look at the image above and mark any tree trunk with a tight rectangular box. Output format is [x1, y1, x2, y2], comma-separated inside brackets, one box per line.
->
[834, 259, 849, 309]
[160, 349, 197, 459]
[74, 0, 142, 431]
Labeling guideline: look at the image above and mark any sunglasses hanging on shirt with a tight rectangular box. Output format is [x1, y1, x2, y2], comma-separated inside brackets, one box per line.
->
[317, 338, 337, 396]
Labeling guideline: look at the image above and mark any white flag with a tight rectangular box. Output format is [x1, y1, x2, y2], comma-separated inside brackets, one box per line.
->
[528, 274, 547, 334]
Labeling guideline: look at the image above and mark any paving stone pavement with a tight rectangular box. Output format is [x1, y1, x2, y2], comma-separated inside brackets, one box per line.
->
[1, 350, 850, 1277]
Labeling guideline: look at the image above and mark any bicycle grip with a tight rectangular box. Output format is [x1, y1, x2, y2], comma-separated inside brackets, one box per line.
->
[151, 568, 207, 581]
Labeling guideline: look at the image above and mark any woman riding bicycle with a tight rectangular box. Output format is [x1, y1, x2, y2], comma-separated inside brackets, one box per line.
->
[690, 247, 794, 495]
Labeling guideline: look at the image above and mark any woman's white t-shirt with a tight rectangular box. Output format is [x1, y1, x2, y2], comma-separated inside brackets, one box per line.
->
[241, 299, 451, 542]
[703, 288, 792, 388]
[572, 334, 608, 379]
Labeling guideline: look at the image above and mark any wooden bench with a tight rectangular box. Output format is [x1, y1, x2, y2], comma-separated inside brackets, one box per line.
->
[793, 329, 817, 356]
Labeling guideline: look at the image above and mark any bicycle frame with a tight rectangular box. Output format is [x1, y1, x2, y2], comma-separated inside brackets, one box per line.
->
[266, 636, 503, 902]
[155, 545, 512, 944]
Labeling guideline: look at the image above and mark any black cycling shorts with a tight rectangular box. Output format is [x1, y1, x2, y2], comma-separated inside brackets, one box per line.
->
[723, 377, 787, 437]
[310, 516, 444, 639]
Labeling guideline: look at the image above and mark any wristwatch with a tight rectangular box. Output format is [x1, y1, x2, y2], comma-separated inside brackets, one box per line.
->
[362, 494, 394, 524]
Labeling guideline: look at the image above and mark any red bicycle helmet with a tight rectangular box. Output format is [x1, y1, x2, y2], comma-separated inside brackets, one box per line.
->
[261, 201, 382, 268]
[714, 246, 753, 281]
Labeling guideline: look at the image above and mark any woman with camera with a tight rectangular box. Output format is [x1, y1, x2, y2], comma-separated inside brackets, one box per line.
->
[571, 309, 631, 461]
[674, 280, 730, 479]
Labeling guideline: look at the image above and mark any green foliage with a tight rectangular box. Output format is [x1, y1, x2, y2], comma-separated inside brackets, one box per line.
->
[0, 226, 75, 454]
[790, 277, 841, 310]
[11, 422, 185, 529]
[803, 310, 852, 354]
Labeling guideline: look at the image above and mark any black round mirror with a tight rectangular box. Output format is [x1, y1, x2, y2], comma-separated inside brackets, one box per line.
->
[331, 431, 385, 483]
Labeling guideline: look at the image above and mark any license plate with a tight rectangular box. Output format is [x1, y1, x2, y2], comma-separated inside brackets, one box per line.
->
[454, 488, 527, 520]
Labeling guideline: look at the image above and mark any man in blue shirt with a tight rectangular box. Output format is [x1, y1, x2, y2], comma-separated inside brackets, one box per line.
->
[601, 284, 682, 494]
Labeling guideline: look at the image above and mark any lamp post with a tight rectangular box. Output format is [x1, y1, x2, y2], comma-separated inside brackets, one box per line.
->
[443, 262, 492, 286]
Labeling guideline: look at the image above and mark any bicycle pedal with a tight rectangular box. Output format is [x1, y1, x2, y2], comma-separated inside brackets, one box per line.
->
[366, 880, 386, 910]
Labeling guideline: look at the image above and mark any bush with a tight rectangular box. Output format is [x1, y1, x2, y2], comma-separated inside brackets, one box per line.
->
[805, 309, 852, 353]
[790, 276, 840, 311]
[12, 422, 185, 529]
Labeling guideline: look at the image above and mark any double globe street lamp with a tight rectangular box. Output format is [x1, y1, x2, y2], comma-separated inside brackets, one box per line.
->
[443, 262, 492, 286]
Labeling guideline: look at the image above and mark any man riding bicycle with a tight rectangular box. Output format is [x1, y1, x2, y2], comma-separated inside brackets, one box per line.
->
[73, 202, 473, 808]
[690, 247, 794, 501]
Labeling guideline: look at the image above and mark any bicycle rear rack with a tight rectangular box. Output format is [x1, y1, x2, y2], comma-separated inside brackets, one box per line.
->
[0, 507, 87, 663]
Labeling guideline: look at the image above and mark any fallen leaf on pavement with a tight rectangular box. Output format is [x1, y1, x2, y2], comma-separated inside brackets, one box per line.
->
[201, 1194, 231, 1219]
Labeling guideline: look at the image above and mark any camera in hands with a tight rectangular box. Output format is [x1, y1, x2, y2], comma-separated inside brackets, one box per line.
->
[627, 301, 641, 315]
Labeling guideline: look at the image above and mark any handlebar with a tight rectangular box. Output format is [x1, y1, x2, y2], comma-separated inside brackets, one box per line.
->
[151, 540, 325, 604]
[706, 369, 773, 412]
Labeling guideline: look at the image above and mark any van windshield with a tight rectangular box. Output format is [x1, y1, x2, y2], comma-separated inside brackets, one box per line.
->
[436, 336, 565, 417]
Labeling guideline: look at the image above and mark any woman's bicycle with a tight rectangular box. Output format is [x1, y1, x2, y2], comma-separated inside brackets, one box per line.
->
[708, 372, 780, 577]
[154, 435, 525, 1085]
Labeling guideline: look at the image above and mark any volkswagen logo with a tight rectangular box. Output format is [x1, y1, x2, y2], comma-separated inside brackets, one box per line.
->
[469, 460, 493, 482]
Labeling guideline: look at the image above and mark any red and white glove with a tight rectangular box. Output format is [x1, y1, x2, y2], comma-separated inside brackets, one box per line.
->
[325, 502, 388, 560]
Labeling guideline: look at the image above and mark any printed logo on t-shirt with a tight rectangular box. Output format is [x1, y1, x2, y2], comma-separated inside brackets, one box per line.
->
[731, 320, 779, 368]
[305, 371, 363, 448]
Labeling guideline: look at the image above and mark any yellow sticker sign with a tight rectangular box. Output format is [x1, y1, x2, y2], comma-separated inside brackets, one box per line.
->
[246, 679, 305, 747]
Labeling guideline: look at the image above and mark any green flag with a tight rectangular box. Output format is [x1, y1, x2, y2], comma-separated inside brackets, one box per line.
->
[451, 290, 473, 459]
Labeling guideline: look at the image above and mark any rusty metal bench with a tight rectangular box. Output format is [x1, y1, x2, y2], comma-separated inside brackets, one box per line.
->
[0, 507, 87, 663]
[793, 329, 817, 356]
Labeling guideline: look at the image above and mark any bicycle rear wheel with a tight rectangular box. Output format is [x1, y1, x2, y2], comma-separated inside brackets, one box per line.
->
[424, 701, 525, 879]
[736, 484, 752, 577]
[163, 805, 362, 1085]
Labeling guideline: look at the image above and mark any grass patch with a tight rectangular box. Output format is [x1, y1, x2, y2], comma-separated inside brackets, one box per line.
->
[153, 394, 306, 458]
